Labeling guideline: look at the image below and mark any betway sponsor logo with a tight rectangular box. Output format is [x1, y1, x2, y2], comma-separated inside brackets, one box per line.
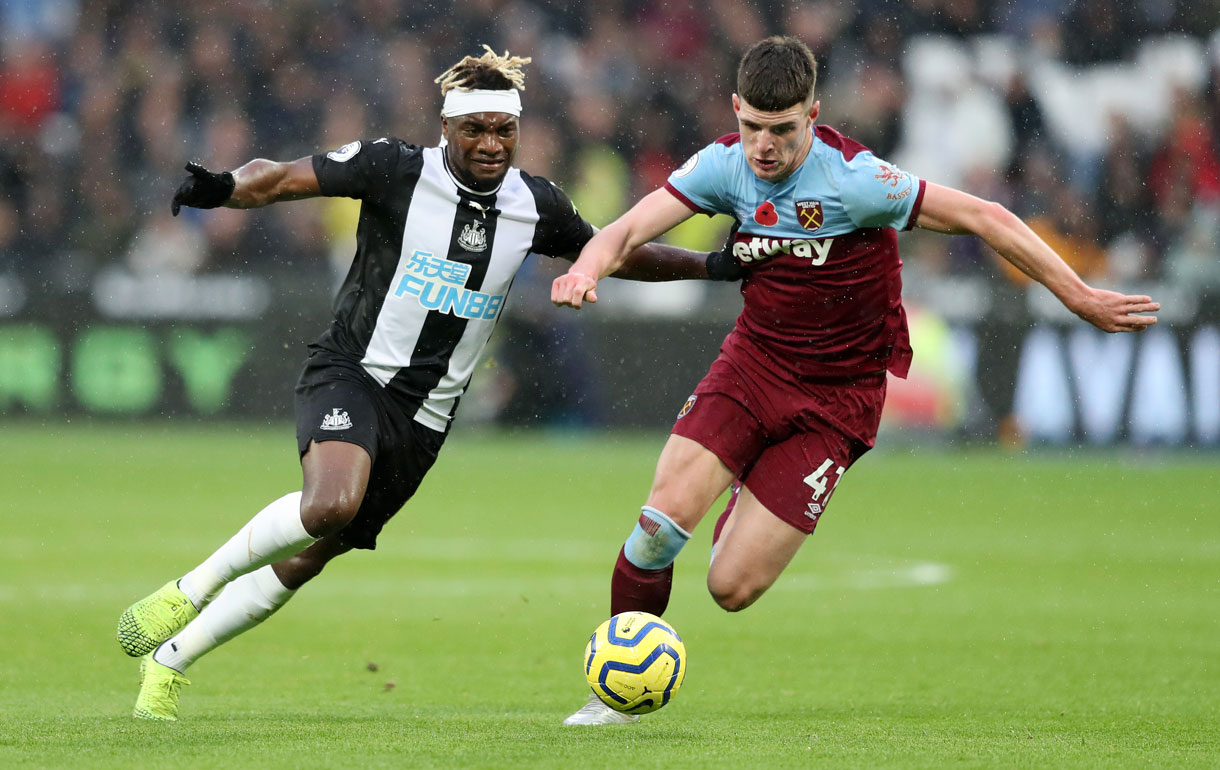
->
[732, 237, 834, 266]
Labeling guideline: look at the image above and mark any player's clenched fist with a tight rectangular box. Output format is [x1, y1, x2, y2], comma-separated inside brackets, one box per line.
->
[552, 271, 599, 309]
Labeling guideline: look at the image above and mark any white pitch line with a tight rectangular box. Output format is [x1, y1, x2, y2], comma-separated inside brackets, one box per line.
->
[0, 554, 951, 602]
[768, 561, 954, 591]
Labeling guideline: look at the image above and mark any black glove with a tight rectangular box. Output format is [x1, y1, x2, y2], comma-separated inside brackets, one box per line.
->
[705, 220, 745, 281]
[171, 162, 236, 216]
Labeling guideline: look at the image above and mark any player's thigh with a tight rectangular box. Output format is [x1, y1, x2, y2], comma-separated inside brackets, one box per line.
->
[739, 421, 858, 535]
[706, 428, 861, 610]
[645, 434, 737, 532]
[336, 419, 446, 551]
[296, 373, 383, 531]
[301, 440, 372, 511]
[705, 484, 806, 612]
[655, 392, 767, 531]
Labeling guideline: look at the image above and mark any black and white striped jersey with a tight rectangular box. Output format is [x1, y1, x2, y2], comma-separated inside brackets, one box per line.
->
[310, 138, 594, 432]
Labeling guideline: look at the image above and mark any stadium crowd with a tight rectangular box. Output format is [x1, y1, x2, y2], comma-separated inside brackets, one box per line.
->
[2, 0, 1219, 291]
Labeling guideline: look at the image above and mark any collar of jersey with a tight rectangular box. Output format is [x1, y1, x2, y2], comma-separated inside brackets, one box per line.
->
[440, 148, 505, 196]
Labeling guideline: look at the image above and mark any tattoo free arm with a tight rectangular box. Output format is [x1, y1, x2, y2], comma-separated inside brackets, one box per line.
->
[916, 182, 1159, 333]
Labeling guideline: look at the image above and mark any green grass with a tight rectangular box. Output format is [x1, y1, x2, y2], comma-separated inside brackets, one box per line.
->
[1, 423, 1217, 769]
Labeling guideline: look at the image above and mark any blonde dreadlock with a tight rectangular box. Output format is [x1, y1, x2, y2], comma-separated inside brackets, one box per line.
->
[434, 45, 531, 95]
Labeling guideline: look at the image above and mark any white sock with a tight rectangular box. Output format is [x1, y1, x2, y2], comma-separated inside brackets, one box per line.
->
[154, 565, 295, 672]
[178, 491, 316, 610]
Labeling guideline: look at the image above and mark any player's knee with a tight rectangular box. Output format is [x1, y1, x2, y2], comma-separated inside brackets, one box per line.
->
[274, 550, 331, 590]
[299, 486, 363, 538]
[706, 575, 763, 613]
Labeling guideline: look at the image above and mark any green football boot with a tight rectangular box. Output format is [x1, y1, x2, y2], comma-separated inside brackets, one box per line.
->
[133, 654, 189, 721]
[117, 581, 199, 657]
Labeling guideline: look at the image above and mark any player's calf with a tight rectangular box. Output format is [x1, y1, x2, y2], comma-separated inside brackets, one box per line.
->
[271, 534, 353, 590]
[610, 506, 691, 617]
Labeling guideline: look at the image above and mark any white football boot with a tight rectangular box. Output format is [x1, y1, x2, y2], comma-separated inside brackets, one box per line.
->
[562, 693, 641, 726]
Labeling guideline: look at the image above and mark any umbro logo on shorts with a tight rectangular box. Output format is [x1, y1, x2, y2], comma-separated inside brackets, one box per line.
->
[320, 408, 353, 431]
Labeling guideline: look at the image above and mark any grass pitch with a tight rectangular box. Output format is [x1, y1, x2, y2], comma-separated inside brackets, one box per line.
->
[1, 423, 1217, 769]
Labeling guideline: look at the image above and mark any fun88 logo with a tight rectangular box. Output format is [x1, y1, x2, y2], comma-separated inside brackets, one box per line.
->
[394, 250, 504, 321]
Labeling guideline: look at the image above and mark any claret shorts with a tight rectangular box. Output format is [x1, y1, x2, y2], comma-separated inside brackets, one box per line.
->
[671, 353, 886, 534]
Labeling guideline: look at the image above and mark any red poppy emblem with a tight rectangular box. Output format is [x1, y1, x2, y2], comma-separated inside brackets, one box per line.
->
[753, 201, 779, 226]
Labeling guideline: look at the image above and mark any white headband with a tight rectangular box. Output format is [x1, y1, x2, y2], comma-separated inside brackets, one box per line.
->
[441, 88, 522, 118]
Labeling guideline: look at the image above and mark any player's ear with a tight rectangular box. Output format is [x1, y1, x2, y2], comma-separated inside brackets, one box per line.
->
[732, 93, 741, 115]
[809, 100, 820, 123]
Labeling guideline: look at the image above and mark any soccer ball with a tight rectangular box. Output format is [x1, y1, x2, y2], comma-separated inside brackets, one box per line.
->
[584, 611, 686, 714]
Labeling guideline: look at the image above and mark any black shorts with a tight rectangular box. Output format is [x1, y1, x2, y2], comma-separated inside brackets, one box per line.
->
[294, 349, 446, 550]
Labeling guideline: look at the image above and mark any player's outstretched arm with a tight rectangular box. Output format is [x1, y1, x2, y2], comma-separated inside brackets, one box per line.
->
[609, 241, 743, 282]
[552, 188, 695, 309]
[915, 182, 1159, 333]
[171, 157, 320, 215]
[563, 227, 741, 283]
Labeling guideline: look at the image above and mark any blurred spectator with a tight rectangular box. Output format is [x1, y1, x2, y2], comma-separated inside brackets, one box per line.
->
[0, 0, 79, 42]
[0, 198, 20, 273]
[1162, 203, 1220, 289]
[1148, 94, 1220, 206]
[1015, 188, 1109, 283]
[835, 59, 905, 158]
[1095, 115, 1157, 281]
[567, 91, 631, 228]
[1003, 73, 1049, 164]
[0, 38, 59, 136]
[895, 37, 1013, 190]
[124, 208, 208, 275]
[0, 0, 1214, 305]
[1060, 0, 1145, 64]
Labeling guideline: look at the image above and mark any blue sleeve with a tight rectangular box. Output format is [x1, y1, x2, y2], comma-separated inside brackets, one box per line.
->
[837, 151, 923, 230]
[664, 142, 734, 217]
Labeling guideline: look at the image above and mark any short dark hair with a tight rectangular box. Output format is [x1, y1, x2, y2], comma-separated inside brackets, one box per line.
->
[736, 36, 818, 112]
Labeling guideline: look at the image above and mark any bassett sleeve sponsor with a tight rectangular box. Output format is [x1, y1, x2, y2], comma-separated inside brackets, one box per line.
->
[837, 151, 921, 230]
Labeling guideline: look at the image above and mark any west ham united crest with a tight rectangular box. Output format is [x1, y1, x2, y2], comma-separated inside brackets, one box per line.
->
[677, 395, 697, 419]
[795, 200, 823, 232]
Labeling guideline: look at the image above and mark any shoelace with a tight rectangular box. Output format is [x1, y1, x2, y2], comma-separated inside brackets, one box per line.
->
[150, 669, 189, 703]
[142, 596, 191, 636]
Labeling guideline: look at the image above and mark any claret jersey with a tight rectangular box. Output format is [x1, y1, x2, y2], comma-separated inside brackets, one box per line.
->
[311, 138, 594, 431]
[665, 126, 926, 379]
